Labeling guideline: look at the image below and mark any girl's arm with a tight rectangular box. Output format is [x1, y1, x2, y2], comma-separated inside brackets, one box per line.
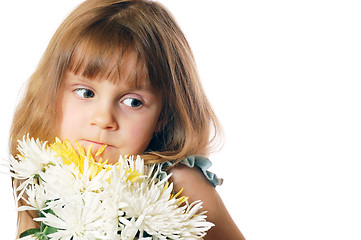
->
[17, 210, 38, 239]
[169, 164, 246, 240]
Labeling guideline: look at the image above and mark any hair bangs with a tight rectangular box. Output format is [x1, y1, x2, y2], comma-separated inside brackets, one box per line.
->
[67, 23, 150, 90]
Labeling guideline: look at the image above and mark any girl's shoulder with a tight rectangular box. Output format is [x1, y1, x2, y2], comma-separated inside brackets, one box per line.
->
[159, 155, 223, 187]
[162, 156, 245, 239]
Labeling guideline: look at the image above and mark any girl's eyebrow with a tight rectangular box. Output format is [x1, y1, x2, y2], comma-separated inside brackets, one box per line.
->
[67, 73, 92, 83]
[67, 71, 153, 92]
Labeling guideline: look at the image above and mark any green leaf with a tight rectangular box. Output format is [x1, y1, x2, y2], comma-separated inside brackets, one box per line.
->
[40, 221, 46, 232]
[34, 231, 49, 240]
[19, 228, 40, 238]
[44, 225, 58, 235]
[43, 208, 56, 215]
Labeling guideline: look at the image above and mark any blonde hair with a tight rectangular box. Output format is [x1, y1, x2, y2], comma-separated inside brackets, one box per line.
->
[10, 0, 222, 164]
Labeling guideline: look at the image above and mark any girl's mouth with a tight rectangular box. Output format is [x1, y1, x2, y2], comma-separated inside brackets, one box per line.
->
[81, 139, 114, 147]
[79, 139, 113, 154]
[84, 140, 107, 146]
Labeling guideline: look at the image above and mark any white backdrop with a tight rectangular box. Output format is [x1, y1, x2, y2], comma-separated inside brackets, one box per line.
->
[1, 1, 361, 239]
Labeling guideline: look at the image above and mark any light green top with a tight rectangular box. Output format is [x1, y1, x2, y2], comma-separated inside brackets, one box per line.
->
[159, 155, 223, 187]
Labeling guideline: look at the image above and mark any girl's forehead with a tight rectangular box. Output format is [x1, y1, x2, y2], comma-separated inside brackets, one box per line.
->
[67, 43, 151, 90]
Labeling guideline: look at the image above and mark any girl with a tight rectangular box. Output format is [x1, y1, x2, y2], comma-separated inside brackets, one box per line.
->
[10, 0, 245, 239]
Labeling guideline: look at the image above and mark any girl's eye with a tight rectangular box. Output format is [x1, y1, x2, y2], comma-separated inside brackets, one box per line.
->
[122, 98, 143, 108]
[75, 88, 95, 98]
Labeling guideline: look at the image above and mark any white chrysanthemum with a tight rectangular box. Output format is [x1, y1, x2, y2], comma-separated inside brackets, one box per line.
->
[38, 163, 80, 203]
[107, 156, 214, 239]
[7, 136, 60, 201]
[37, 192, 117, 240]
[9, 137, 214, 240]
[38, 159, 110, 204]
[12, 135, 58, 178]
[18, 183, 47, 212]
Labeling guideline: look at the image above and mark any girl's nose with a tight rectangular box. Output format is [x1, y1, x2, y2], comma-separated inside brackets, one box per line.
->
[90, 103, 118, 130]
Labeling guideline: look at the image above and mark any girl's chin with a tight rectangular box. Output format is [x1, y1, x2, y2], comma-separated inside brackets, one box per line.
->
[91, 147, 120, 164]
[75, 141, 118, 163]
[74, 140, 144, 164]
[94, 154, 117, 164]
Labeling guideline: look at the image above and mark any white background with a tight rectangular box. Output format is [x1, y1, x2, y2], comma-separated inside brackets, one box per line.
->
[1, 0, 361, 239]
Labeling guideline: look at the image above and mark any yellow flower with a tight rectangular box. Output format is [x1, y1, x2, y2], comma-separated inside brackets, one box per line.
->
[50, 138, 108, 180]
[126, 169, 142, 183]
[49, 138, 144, 183]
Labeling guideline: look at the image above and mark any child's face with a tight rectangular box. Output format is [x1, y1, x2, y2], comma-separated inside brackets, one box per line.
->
[58, 68, 162, 163]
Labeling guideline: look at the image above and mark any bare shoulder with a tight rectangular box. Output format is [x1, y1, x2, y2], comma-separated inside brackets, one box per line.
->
[169, 163, 215, 195]
[169, 164, 246, 240]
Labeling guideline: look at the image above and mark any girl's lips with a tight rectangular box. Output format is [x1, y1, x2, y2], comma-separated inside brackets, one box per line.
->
[82, 139, 112, 147]
[79, 140, 114, 152]
[85, 140, 105, 146]
[79, 140, 115, 158]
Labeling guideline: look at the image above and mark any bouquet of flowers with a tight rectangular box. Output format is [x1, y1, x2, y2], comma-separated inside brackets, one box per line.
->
[6, 136, 213, 240]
